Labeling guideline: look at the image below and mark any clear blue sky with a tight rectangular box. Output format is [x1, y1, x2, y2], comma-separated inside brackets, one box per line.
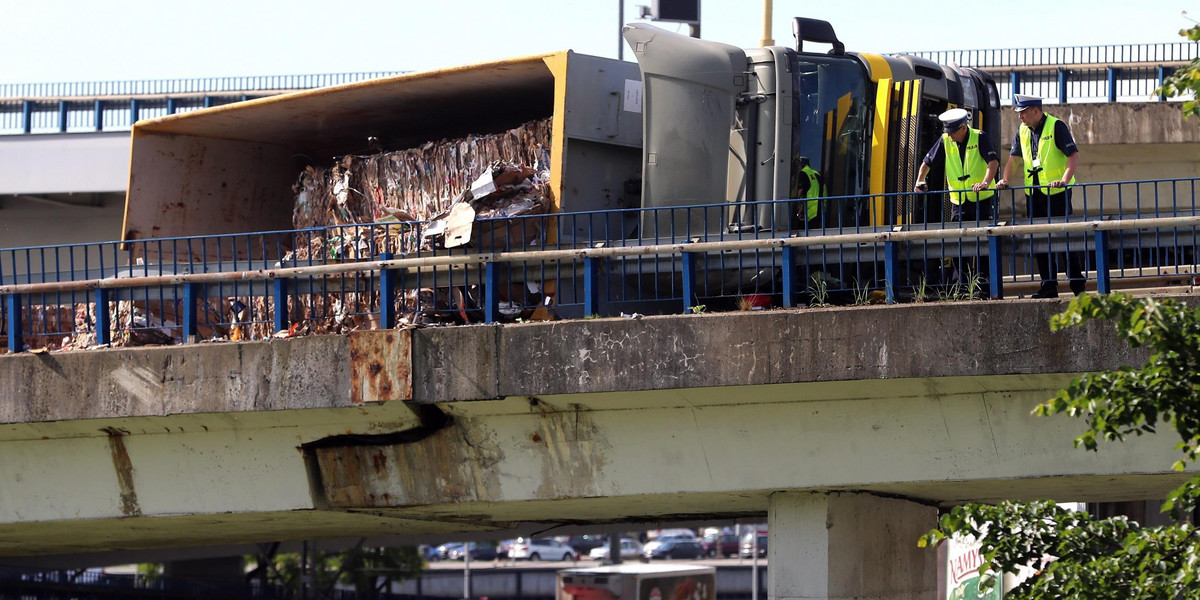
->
[0, 0, 1191, 84]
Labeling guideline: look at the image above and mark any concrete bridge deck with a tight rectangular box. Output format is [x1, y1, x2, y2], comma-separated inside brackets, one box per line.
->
[0, 297, 1185, 562]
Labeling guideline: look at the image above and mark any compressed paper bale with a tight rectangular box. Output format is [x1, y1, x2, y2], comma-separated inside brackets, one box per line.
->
[292, 118, 552, 229]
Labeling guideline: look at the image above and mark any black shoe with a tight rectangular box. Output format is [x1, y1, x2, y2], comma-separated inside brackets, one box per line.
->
[1070, 281, 1087, 295]
[1031, 284, 1059, 299]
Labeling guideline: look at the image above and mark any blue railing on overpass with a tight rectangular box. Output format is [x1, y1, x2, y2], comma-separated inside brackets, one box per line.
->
[3, 41, 1198, 136]
[1, 178, 1199, 353]
[899, 41, 1199, 69]
[897, 41, 1200, 104]
[0, 71, 406, 135]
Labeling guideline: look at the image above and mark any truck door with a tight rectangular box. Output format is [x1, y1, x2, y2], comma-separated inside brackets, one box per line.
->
[622, 23, 747, 239]
[885, 77, 933, 225]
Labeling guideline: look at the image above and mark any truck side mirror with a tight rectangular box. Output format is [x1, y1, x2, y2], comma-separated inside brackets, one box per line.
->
[792, 17, 845, 55]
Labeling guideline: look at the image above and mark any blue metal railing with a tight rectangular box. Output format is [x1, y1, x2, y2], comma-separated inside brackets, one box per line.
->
[898, 42, 1200, 69]
[5, 42, 1199, 135]
[2, 177, 1200, 353]
[0, 72, 407, 99]
[895, 41, 1200, 104]
[0, 71, 406, 135]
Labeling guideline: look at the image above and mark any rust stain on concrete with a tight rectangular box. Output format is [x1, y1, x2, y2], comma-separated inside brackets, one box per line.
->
[531, 402, 609, 500]
[349, 330, 412, 404]
[102, 427, 142, 517]
[313, 418, 503, 508]
[307, 403, 612, 511]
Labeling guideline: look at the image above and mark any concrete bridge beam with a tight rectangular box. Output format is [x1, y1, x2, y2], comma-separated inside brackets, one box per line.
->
[769, 492, 935, 600]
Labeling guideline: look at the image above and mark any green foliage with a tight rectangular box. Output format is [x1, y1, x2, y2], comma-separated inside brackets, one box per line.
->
[1043, 295, 1200, 476]
[921, 500, 1200, 599]
[923, 293, 1200, 599]
[852, 278, 871, 306]
[912, 275, 930, 303]
[136, 563, 162, 585]
[248, 545, 424, 600]
[964, 267, 985, 301]
[688, 304, 707, 314]
[1157, 15, 1200, 119]
[937, 280, 962, 302]
[339, 546, 426, 600]
[807, 273, 830, 307]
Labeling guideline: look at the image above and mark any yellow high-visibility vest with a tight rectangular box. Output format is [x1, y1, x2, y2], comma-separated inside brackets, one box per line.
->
[942, 128, 995, 205]
[1018, 115, 1075, 195]
[800, 165, 824, 221]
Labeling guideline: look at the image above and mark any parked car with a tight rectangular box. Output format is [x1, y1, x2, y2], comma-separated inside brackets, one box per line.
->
[447, 542, 497, 561]
[566, 534, 609, 555]
[644, 539, 706, 560]
[739, 532, 768, 558]
[647, 528, 696, 540]
[701, 533, 740, 558]
[417, 544, 440, 562]
[642, 532, 698, 555]
[508, 537, 576, 561]
[588, 538, 644, 561]
[433, 542, 463, 561]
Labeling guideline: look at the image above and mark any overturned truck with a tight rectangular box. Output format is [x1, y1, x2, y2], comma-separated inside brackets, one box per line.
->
[117, 18, 998, 333]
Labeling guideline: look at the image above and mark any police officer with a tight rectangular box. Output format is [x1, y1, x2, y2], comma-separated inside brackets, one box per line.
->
[792, 155, 825, 228]
[996, 94, 1085, 298]
[914, 107, 999, 223]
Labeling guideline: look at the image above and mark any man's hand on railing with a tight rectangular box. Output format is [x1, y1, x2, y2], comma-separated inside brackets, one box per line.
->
[914, 181, 928, 192]
[1049, 179, 1068, 189]
[995, 179, 1009, 190]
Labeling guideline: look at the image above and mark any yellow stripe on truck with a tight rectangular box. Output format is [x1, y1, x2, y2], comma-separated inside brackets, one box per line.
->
[857, 53, 893, 83]
[862, 54, 895, 225]
[870, 78, 892, 226]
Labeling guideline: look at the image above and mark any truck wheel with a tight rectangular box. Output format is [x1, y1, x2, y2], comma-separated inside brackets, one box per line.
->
[530, 552, 541, 561]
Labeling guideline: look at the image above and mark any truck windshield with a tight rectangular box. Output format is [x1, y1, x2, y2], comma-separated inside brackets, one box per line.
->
[789, 53, 870, 228]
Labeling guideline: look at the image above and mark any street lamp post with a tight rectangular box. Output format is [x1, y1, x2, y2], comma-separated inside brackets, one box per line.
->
[619, 0, 625, 61]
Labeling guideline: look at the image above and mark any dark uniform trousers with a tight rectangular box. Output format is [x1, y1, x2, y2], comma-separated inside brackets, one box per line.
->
[1027, 188, 1085, 294]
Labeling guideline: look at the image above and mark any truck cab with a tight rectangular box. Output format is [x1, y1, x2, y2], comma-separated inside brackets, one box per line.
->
[622, 18, 1000, 237]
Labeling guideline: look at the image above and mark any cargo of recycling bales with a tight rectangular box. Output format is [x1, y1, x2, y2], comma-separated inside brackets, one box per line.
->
[2, 52, 645, 351]
[289, 118, 554, 252]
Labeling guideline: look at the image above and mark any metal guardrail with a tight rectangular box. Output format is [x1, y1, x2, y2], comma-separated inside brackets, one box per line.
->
[989, 64, 1184, 105]
[895, 42, 1200, 104]
[0, 71, 407, 135]
[898, 42, 1200, 69]
[0, 72, 407, 99]
[2, 178, 1199, 353]
[4, 42, 1199, 135]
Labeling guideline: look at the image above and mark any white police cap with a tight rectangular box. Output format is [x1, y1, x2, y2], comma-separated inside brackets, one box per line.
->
[938, 107, 971, 132]
[1013, 94, 1043, 112]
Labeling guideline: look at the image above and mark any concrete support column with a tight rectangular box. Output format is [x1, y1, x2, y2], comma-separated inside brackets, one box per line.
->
[768, 491, 937, 600]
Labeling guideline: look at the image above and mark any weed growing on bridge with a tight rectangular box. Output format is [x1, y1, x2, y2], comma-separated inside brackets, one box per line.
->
[807, 274, 830, 307]
[851, 278, 872, 306]
[912, 276, 930, 303]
